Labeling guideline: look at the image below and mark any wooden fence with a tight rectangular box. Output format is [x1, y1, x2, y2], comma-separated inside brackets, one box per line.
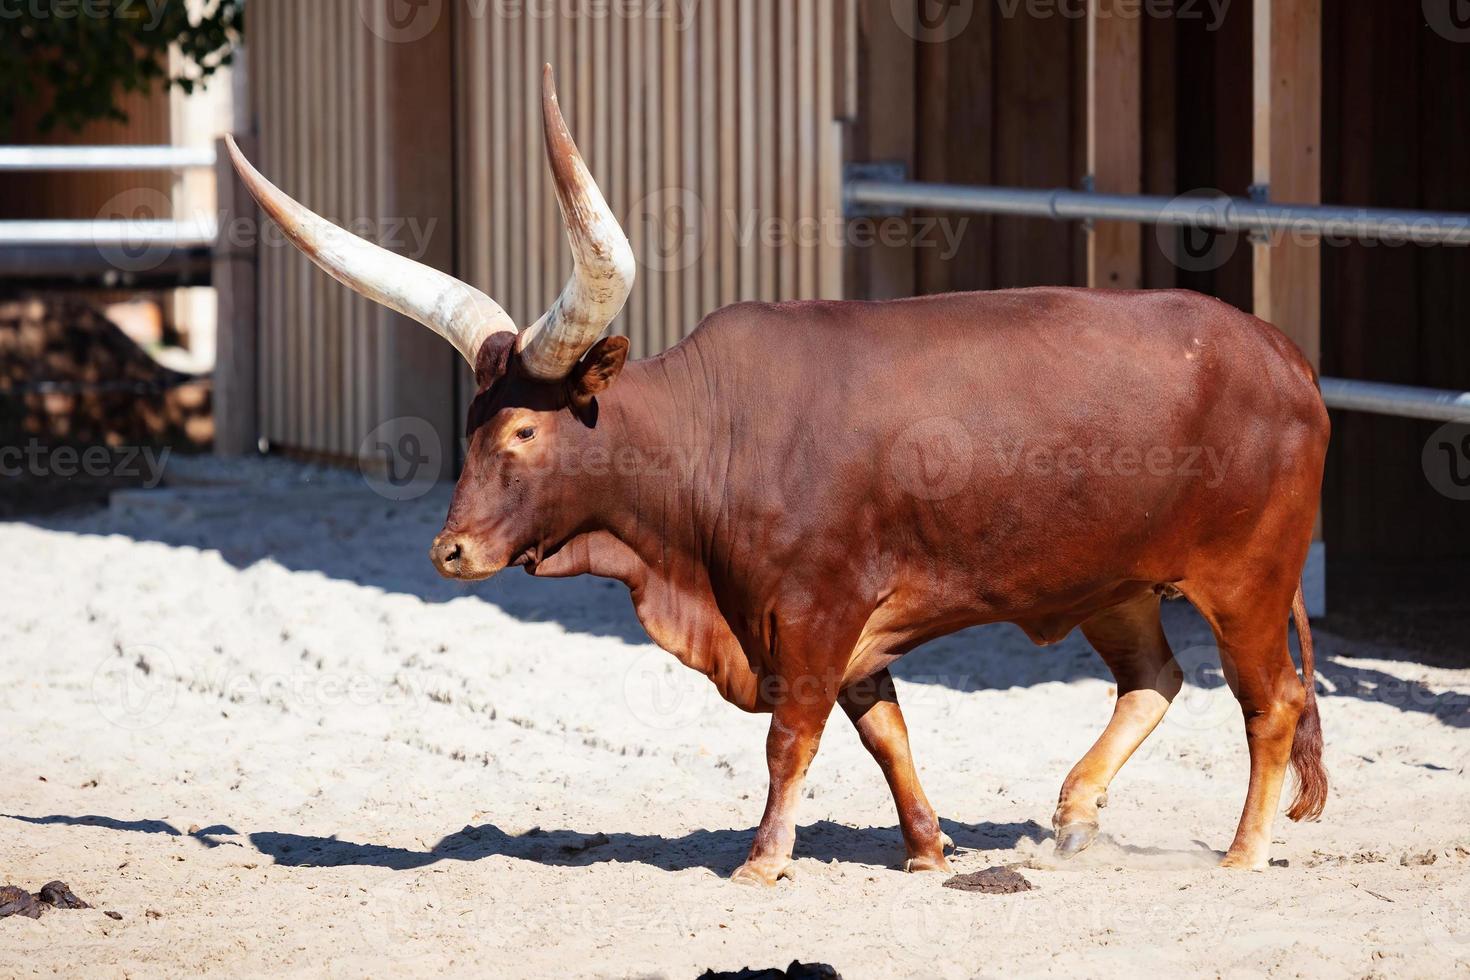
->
[245, 0, 854, 462]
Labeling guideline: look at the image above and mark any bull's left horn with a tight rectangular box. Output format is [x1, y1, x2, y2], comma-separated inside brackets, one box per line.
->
[515, 64, 637, 380]
[224, 135, 517, 367]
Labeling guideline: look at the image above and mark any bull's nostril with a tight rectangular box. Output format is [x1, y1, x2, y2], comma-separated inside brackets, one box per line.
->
[445, 542, 463, 565]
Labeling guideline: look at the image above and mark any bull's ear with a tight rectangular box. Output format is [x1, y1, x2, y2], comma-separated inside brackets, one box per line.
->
[568, 336, 630, 415]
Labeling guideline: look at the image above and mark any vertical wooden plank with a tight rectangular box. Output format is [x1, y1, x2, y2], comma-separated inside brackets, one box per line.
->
[1087, 0, 1142, 289]
[777, 0, 798, 297]
[680, 5, 700, 330]
[642, 8, 662, 356]
[289, 0, 308, 449]
[816, 0, 843, 299]
[756, 0, 778, 301]
[846, 0, 915, 300]
[1142, 12, 1177, 289]
[627, 9, 647, 353]
[610, 9, 627, 335]
[356, 9, 377, 445]
[699, 0, 720, 317]
[796, 0, 817, 298]
[548, 12, 566, 317]
[737, 0, 759, 301]
[690, 3, 714, 323]
[213, 133, 260, 457]
[661, 10, 681, 349]
[711, 0, 735, 310]
[1253, 0, 1322, 369]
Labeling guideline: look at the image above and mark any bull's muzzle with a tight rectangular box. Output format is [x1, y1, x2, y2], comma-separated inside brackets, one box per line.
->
[430, 532, 494, 581]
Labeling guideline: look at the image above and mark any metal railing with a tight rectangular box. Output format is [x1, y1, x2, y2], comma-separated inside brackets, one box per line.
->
[0, 145, 216, 172]
[0, 144, 218, 287]
[847, 175, 1470, 423]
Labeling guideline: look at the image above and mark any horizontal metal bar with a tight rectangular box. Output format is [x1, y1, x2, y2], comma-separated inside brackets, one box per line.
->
[1320, 378, 1470, 424]
[0, 219, 218, 248]
[845, 180, 1470, 246]
[0, 145, 217, 172]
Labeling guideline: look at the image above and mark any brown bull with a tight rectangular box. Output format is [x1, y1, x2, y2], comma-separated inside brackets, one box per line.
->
[229, 66, 1329, 884]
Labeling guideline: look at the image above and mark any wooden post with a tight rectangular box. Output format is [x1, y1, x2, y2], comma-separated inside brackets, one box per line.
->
[1253, 0, 1322, 366]
[846, 0, 916, 300]
[213, 133, 260, 457]
[1253, 0, 1324, 612]
[1087, 0, 1142, 289]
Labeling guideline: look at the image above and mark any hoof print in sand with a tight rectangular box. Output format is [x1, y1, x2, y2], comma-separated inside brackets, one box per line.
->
[943, 866, 1035, 894]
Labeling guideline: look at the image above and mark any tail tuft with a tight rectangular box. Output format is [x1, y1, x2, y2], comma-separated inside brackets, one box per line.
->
[1286, 586, 1328, 822]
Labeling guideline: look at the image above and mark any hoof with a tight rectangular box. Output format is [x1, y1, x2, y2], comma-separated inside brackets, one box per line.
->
[905, 853, 955, 874]
[731, 860, 794, 887]
[940, 832, 956, 853]
[1218, 851, 1268, 871]
[1053, 822, 1099, 859]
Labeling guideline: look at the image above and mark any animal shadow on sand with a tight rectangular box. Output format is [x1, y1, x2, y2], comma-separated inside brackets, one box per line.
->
[2, 812, 1044, 876]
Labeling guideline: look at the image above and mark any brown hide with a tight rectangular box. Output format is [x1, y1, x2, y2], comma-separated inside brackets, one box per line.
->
[437, 287, 1327, 709]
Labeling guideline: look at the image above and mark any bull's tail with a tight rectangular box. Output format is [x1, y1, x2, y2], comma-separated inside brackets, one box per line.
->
[1286, 585, 1328, 822]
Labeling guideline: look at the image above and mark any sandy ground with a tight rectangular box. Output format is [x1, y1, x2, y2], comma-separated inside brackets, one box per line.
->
[2, 456, 1468, 979]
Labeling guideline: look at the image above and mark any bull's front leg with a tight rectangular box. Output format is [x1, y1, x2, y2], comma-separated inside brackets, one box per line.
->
[840, 670, 954, 873]
[731, 680, 838, 887]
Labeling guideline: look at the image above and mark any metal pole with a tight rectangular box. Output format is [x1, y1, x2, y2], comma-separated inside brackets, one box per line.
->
[0, 145, 218, 172]
[845, 180, 1470, 247]
[1320, 379, 1470, 424]
[0, 219, 218, 248]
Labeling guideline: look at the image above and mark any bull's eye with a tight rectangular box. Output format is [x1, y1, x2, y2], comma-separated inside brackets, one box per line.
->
[515, 426, 537, 442]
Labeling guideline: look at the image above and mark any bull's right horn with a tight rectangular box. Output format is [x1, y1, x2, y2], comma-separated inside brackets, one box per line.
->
[514, 65, 637, 381]
[225, 135, 517, 368]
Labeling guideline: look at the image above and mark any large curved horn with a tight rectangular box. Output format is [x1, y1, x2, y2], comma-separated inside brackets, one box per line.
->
[516, 65, 637, 381]
[225, 135, 516, 367]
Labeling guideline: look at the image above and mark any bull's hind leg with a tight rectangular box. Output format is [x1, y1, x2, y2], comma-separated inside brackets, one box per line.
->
[839, 669, 954, 873]
[1186, 582, 1308, 870]
[1053, 593, 1182, 857]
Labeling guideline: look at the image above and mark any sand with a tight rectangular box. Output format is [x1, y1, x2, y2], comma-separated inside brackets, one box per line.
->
[2, 455, 1467, 978]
